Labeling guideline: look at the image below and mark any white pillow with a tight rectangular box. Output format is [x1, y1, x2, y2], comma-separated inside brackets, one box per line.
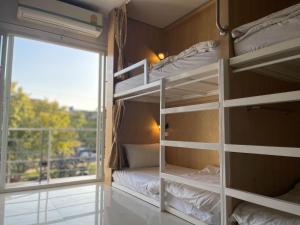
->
[123, 144, 159, 169]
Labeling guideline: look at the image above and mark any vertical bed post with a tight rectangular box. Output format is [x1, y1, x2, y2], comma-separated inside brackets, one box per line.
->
[219, 58, 230, 225]
[160, 78, 166, 211]
[143, 59, 148, 85]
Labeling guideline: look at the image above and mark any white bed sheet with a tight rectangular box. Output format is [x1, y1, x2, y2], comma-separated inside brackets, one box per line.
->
[231, 182, 300, 225]
[115, 50, 218, 94]
[166, 194, 221, 225]
[233, 3, 300, 55]
[112, 164, 221, 225]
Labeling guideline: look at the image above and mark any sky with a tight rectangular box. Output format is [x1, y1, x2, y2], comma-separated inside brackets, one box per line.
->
[12, 37, 100, 111]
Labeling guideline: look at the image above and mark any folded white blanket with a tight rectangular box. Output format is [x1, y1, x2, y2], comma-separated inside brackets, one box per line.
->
[175, 40, 218, 60]
[232, 3, 300, 41]
[150, 165, 220, 213]
[151, 40, 218, 71]
[113, 165, 221, 224]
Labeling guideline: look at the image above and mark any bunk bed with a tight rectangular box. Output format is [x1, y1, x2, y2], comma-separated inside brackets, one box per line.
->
[230, 3, 300, 82]
[108, 1, 300, 224]
[225, 2, 300, 224]
[110, 40, 225, 225]
[114, 40, 220, 102]
[113, 162, 221, 225]
[232, 3, 300, 56]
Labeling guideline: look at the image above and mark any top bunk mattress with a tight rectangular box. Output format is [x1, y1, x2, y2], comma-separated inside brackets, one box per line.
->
[115, 41, 219, 94]
[232, 3, 300, 56]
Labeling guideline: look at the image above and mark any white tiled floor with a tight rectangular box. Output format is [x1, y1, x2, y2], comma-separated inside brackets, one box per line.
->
[0, 183, 191, 225]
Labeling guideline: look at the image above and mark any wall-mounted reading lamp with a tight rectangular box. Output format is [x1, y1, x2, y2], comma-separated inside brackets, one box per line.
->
[157, 122, 170, 136]
[157, 52, 165, 60]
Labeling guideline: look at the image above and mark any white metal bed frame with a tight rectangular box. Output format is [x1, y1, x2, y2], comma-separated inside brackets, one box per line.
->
[223, 37, 300, 223]
[112, 59, 224, 225]
[114, 59, 219, 103]
[159, 59, 226, 225]
[111, 37, 300, 225]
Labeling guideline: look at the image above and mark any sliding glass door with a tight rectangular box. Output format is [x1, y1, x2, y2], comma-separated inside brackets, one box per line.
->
[0, 35, 105, 190]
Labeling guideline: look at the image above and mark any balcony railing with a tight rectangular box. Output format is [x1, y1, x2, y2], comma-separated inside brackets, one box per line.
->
[6, 127, 98, 185]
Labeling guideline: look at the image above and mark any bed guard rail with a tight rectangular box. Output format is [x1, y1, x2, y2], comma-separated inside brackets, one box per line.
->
[114, 59, 149, 85]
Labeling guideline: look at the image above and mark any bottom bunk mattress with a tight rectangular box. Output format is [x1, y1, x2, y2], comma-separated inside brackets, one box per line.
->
[231, 182, 300, 225]
[112, 164, 221, 225]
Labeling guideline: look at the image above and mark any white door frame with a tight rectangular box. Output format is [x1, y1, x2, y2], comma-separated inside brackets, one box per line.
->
[0, 34, 14, 191]
[0, 33, 106, 192]
[96, 52, 106, 181]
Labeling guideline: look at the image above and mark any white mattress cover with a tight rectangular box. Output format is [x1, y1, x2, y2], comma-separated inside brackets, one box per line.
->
[232, 3, 300, 55]
[112, 165, 220, 224]
[115, 50, 218, 93]
[232, 182, 300, 225]
[166, 194, 221, 225]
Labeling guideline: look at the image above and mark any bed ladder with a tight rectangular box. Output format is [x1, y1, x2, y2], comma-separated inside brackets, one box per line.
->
[159, 59, 228, 225]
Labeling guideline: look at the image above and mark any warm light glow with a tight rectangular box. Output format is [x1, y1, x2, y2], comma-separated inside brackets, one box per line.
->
[158, 52, 165, 60]
[150, 118, 160, 139]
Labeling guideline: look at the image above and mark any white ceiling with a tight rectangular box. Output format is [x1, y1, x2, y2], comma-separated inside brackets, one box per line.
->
[60, 0, 210, 28]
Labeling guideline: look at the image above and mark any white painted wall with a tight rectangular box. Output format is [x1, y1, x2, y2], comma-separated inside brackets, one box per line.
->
[0, 0, 107, 52]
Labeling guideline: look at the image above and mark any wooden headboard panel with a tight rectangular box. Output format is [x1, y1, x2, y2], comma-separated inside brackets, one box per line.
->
[163, 1, 219, 56]
[229, 0, 300, 29]
[119, 101, 160, 144]
[124, 19, 163, 67]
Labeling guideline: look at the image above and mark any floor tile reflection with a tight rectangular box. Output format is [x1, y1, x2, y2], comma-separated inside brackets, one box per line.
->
[0, 183, 191, 225]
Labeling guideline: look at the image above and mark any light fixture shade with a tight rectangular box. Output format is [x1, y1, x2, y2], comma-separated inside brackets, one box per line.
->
[158, 52, 165, 60]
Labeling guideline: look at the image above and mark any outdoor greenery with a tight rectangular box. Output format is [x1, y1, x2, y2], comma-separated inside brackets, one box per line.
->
[7, 83, 98, 183]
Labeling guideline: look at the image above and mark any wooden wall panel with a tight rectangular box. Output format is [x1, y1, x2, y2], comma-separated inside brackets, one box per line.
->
[166, 148, 220, 170]
[164, 1, 219, 56]
[165, 108, 220, 170]
[124, 19, 163, 67]
[228, 101, 300, 196]
[229, 0, 300, 29]
[165, 96, 220, 170]
[119, 101, 160, 144]
[230, 154, 300, 197]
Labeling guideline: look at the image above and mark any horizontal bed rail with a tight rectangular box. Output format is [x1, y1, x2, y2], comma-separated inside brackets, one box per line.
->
[225, 144, 300, 158]
[226, 188, 300, 217]
[161, 140, 220, 151]
[112, 182, 160, 207]
[161, 172, 221, 194]
[224, 90, 300, 108]
[161, 102, 219, 114]
[114, 59, 149, 84]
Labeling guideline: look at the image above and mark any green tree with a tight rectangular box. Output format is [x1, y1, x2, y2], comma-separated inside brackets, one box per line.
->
[7, 82, 98, 181]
